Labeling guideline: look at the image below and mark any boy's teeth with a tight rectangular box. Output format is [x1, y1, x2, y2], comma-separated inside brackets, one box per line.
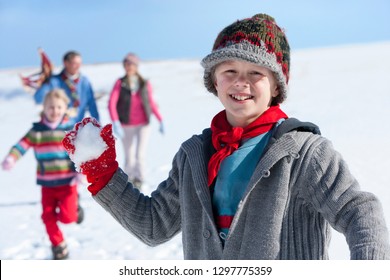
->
[231, 95, 252, 101]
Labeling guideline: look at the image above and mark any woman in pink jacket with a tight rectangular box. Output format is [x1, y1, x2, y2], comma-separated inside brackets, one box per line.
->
[108, 53, 163, 189]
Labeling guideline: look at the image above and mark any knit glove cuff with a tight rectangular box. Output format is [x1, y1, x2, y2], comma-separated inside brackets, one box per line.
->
[62, 117, 118, 195]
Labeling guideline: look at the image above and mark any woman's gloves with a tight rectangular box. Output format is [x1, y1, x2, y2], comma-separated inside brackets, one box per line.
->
[112, 120, 124, 139]
[62, 117, 118, 195]
[159, 122, 165, 135]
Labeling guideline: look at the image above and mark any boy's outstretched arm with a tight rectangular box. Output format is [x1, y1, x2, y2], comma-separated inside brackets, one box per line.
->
[62, 117, 182, 246]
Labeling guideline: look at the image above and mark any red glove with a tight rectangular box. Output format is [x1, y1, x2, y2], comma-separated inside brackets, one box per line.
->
[62, 117, 118, 195]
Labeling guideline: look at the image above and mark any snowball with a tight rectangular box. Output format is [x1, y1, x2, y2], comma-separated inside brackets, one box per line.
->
[71, 122, 108, 168]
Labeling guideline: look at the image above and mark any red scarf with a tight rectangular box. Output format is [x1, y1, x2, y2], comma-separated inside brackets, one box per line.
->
[208, 105, 288, 186]
[61, 72, 80, 107]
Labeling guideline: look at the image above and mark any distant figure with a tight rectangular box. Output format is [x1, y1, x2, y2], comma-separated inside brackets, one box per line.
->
[34, 50, 100, 125]
[2, 89, 84, 260]
[108, 53, 164, 188]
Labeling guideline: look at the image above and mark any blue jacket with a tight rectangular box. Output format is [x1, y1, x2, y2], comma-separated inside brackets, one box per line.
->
[34, 71, 100, 124]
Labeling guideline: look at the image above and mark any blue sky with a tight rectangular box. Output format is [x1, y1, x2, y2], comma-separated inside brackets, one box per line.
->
[0, 0, 389, 69]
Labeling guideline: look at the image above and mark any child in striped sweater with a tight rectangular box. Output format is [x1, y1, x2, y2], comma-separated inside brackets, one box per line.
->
[2, 88, 83, 260]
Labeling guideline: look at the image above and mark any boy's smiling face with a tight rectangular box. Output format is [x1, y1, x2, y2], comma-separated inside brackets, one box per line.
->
[213, 60, 279, 127]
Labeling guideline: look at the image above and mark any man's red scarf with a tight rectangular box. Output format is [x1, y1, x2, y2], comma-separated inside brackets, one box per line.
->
[208, 105, 288, 186]
[61, 72, 80, 107]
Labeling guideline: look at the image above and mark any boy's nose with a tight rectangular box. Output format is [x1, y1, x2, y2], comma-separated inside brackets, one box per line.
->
[234, 74, 249, 87]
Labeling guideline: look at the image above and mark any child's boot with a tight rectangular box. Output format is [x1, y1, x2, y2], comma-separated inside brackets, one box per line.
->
[51, 241, 69, 260]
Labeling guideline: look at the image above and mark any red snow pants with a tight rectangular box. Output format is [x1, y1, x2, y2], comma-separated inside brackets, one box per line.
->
[41, 185, 78, 246]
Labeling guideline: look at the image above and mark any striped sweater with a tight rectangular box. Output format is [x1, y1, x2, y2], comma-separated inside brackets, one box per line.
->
[7, 116, 77, 187]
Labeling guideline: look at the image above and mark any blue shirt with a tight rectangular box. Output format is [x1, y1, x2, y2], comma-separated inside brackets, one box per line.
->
[213, 132, 272, 239]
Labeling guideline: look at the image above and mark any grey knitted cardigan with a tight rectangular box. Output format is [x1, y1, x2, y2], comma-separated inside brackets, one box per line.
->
[94, 119, 390, 259]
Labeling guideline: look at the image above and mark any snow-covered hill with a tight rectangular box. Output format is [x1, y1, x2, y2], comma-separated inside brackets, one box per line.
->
[1, 42, 389, 259]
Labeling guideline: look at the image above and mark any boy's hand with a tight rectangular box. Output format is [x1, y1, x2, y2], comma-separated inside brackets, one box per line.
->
[63, 117, 118, 195]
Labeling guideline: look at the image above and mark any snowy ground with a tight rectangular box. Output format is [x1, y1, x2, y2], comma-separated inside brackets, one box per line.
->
[1, 42, 389, 260]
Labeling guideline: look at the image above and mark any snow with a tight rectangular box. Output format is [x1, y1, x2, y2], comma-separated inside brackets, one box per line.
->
[72, 122, 108, 169]
[1, 42, 390, 260]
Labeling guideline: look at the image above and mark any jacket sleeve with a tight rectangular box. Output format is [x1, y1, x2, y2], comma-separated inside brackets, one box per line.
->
[107, 79, 121, 122]
[92, 150, 183, 246]
[303, 137, 390, 259]
[86, 79, 100, 121]
[34, 80, 52, 104]
[146, 82, 163, 122]
[74, 77, 100, 123]
[7, 129, 35, 161]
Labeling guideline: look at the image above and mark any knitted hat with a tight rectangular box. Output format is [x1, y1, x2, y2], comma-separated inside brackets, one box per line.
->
[123, 53, 140, 66]
[201, 13, 290, 104]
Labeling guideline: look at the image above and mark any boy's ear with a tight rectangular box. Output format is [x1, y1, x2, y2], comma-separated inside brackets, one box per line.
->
[272, 86, 280, 98]
[213, 77, 219, 94]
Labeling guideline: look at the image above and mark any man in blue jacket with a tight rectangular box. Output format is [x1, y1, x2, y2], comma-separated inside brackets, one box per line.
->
[34, 50, 100, 124]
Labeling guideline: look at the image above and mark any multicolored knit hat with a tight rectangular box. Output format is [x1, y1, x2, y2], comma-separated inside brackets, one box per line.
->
[201, 13, 290, 104]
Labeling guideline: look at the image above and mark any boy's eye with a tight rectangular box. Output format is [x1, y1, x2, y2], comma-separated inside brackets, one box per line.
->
[250, 71, 263, 76]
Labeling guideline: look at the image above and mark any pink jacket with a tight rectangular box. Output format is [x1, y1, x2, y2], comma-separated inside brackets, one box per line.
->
[108, 79, 163, 126]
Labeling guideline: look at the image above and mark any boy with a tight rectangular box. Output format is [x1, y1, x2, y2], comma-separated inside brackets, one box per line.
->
[62, 14, 389, 259]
